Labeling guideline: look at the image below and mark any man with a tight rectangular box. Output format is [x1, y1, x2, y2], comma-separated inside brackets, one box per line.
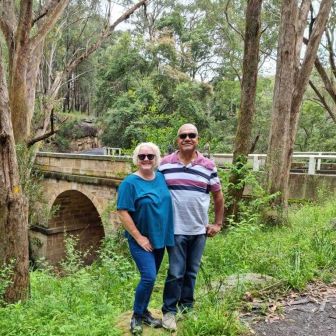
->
[158, 123, 224, 331]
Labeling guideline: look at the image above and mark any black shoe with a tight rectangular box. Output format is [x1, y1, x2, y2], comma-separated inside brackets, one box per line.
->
[142, 310, 162, 328]
[130, 314, 143, 335]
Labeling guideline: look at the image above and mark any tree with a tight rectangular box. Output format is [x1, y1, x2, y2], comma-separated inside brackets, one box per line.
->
[0, 0, 146, 304]
[0, 43, 29, 304]
[40, 0, 106, 115]
[97, 31, 211, 150]
[0, 0, 70, 303]
[308, 4, 336, 122]
[226, 0, 263, 221]
[265, 0, 332, 216]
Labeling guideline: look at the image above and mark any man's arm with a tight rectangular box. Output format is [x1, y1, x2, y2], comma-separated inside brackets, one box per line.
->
[206, 190, 224, 237]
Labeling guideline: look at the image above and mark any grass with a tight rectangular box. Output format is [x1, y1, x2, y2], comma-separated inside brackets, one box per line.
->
[1, 199, 336, 335]
[203, 198, 336, 289]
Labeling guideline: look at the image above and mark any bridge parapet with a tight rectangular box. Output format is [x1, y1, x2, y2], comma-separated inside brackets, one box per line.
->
[36, 152, 132, 179]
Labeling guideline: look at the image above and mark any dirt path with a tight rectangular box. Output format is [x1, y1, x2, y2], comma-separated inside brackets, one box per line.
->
[115, 283, 336, 336]
[247, 282, 336, 336]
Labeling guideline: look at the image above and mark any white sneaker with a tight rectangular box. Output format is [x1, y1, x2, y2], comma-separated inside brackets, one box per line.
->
[162, 312, 177, 331]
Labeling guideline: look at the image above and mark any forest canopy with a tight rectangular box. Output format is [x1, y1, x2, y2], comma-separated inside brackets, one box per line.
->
[37, 0, 336, 154]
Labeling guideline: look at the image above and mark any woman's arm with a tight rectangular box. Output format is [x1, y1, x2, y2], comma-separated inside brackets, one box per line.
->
[118, 210, 153, 252]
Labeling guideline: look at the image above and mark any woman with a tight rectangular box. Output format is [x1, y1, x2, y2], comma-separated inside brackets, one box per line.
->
[117, 142, 174, 335]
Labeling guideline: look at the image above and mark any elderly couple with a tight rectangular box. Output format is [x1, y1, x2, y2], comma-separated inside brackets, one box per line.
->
[117, 123, 225, 335]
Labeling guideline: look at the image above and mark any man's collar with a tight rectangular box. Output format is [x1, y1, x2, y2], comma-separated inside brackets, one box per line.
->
[172, 150, 205, 166]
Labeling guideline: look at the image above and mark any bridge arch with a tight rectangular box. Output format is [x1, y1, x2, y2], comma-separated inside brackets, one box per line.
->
[31, 189, 105, 266]
[46, 182, 106, 218]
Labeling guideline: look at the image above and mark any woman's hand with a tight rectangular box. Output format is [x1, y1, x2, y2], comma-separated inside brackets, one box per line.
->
[117, 210, 153, 252]
[136, 235, 153, 252]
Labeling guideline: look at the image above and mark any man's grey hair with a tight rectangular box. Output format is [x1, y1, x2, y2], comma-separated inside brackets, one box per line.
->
[132, 142, 161, 169]
[177, 123, 198, 136]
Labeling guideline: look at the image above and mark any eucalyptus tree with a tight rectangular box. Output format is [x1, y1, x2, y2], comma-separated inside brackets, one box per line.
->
[0, 0, 70, 304]
[0, 0, 146, 304]
[265, 0, 332, 216]
[226, 0, 263, 221]
[308, 3, 336, 122]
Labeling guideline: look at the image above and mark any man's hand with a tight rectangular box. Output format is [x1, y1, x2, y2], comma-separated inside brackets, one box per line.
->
[206, 224, 222, 237]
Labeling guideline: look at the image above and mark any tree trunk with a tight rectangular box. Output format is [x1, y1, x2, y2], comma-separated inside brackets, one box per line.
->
[285, 0, 333, 182]
[0, 48, 29, 303]
[0, 0, 146, 304]
[265, 0, 297, 209]
[226, 0, 262, 221]
[265, 0, 332, 219]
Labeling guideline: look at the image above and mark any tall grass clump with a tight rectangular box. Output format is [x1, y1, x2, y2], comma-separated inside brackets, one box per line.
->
[0, 233, 138, 336]
[203, 198, 336, 290]
[180, 291, 248, 336]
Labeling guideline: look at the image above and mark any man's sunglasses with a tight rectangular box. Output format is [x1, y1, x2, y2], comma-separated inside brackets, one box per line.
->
[178, 133, 198, 140]
[138, 154, 155, 161]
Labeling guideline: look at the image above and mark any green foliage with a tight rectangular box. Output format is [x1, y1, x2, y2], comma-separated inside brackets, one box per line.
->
[50, 118, 98, 152]
[296, 99, 336, 151]
[2, 200, 336, 334]
[216, 166, 279, 226]
[30, 0, 331, 155]
[95, 33, 151, 114]
[98, 34, 212, 150]
[0, 234, 137, 336]
[0, 260, 15, 306]
[15, 145, 51, 228]
[16, 145, 42, 200]
[60, 235, 87, 275]
[204, 198, 336, 290]
[100, 200, 117, 229]
[179, 295, 246, 336]
[93, 235, 136, 295]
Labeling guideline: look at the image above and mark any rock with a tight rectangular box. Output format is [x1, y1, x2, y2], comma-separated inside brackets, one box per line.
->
[205, 273, 277, 295]
[224, 273, 276, 288]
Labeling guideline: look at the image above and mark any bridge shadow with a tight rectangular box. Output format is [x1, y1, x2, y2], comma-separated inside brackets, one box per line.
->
[30, 190, 105, 267]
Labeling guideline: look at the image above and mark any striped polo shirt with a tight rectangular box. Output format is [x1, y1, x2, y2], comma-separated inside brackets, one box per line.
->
[158, 151, 221, 235]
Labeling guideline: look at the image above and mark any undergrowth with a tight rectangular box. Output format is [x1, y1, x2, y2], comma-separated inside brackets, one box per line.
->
[1, 199, 336, 335]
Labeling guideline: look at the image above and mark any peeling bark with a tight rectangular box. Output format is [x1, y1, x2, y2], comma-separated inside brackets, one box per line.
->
[0, 46, 29, 303]
[266, 0, 332, 214]
[226, 0, 263, 221]
[0, 0, 148, 303]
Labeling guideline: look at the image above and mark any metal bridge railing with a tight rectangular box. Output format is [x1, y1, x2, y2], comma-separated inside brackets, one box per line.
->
[211, 153, 336, 175]
[104, 147, 122, 156]
[103, 149, 336, 175]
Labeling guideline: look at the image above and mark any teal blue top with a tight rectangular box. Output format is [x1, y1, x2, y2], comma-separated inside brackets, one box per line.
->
[117, 172, 174, 249]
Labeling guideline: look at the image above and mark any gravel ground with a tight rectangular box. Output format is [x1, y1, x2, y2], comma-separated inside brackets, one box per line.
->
[247, 282, 336, 336]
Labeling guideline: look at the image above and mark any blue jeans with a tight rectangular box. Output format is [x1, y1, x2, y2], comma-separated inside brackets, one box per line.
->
[128, 238, 165, 316]
[162, 234, 206, 314]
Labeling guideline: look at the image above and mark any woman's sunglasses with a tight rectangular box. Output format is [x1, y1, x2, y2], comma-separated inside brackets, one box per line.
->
[178, 133, 197, 140]
[138, 154, 155, 161]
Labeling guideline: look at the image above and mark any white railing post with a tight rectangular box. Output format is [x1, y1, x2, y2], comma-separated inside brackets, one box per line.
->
[104, 147, 122, 156]
[317, 152, 322, 171]
[308, 156, 316, 175]
[252, 155, 260, 171]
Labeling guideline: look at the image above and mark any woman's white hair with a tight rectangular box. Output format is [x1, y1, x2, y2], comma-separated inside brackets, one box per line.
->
[132, 142, 161, 169]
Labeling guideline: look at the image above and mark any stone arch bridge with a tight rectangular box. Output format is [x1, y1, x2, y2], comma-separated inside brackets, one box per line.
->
[30, 151, 336, 266]
[30, 152, 132, 266]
